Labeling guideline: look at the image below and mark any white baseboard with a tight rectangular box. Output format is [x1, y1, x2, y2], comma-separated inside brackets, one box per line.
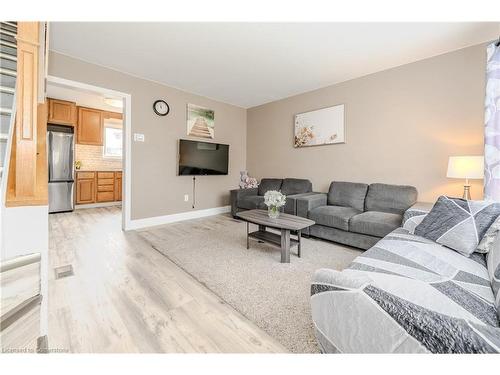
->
[128, 205, 231, 230]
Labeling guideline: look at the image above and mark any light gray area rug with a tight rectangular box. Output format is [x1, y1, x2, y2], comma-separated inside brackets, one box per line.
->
[138, 214, 360, 353]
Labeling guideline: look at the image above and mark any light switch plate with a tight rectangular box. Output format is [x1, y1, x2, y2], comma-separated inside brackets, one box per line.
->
[184, 194, 189, 202]
[134, 133, 145, 142]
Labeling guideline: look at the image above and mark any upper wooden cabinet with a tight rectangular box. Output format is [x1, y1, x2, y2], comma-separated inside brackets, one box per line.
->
[48, 98, 76, 126]
[77, 107, 103, 145]
[103, 111, 123, 120]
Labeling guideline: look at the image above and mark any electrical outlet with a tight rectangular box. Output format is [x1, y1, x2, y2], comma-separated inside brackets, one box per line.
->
[133, 133, 145, 142]
[184, 194, 189, 202]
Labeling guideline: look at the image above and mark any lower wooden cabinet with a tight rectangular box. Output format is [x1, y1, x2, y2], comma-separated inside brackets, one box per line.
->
[76, 175, 95, 204]
[76, 171, 122, 205]
[115, 173, 122, 201]
[96, 171, 115, 202]
[96, 191, 115, 202]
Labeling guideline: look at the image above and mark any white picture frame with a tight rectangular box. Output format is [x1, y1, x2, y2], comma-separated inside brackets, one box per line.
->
[294, 104, 345, 147]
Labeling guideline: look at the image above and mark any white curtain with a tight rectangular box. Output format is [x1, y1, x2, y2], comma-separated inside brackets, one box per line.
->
[484, 42, 500, 201]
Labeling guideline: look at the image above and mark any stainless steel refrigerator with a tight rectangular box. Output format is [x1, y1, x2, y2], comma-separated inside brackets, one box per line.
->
[48, 125, 75, 213]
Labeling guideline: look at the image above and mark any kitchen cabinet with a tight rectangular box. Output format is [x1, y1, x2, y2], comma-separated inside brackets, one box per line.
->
[103, 111, 123, 120]
[48, 98, 76, 126]
[75, 170, 122, 205]
[115, 172, 122, 201]
[75, 172, 95, 204]
[96, 171, 115, 202]
[77, 107, 103, 145]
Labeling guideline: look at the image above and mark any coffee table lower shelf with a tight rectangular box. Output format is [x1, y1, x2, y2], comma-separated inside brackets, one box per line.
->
[248, 230, 299, 249]
[236, 209, 315, 263]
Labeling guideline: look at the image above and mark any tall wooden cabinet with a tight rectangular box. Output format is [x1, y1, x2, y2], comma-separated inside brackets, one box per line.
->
[77, 107, 103, 145]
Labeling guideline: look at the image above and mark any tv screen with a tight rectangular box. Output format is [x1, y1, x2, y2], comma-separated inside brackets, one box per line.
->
[178, 139, 229, 175]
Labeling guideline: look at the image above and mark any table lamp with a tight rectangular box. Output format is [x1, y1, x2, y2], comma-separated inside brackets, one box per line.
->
[446, 156, 484, 200]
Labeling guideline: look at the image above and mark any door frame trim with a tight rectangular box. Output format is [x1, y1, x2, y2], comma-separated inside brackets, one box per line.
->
[46, 75, 132, 230]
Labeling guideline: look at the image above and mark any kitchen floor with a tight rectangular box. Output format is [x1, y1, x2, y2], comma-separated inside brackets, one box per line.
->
[47, 207, 285, 353]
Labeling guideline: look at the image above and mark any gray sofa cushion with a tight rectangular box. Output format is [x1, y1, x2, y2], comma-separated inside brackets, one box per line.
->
[365, 183, 418, 215]
[238, 195, 266, 210]
[310, 225, 380, 250]
[281, 178, 312, 196]
[328, 181, 368, 212]
[258, 178, 283, 196]
[350, 211, 403, 238]
[309, 205, 361, 231]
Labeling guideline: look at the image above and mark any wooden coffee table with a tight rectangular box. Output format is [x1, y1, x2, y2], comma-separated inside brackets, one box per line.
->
[236, 209, 315, 263]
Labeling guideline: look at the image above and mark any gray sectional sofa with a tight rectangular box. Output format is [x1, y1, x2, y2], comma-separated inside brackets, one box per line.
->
[311, 204, 500, 353]
[296, 181, 418, 249]
[230, 178, 317, 217]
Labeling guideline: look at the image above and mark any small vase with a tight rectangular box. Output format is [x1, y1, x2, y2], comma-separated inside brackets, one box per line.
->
[268, 206, 280, 219]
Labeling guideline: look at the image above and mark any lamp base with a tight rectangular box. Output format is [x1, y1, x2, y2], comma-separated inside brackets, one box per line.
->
[462, 185, 471, 200]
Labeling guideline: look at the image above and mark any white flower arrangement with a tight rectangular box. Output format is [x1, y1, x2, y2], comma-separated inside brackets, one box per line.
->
[264, 191, 286, 219]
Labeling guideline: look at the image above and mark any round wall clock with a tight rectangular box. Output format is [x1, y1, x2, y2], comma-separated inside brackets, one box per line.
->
[153, 100, 170, 116]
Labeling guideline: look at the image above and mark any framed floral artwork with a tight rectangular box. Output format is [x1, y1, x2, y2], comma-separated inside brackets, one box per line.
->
[294, 104, 345, 147]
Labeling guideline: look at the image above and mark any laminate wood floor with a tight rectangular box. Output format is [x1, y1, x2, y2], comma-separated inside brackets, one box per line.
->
[48, 207, 286, 353]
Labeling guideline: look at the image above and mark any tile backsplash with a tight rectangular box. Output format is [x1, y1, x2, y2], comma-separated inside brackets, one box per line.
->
[75, 144, 122, 171]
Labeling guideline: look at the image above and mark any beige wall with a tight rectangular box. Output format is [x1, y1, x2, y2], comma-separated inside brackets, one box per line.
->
[247, 44, 487, 202]
[49, 52, 246, 220]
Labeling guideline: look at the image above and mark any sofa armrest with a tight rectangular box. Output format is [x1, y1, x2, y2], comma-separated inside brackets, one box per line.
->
[230, 188, 258, 216]
[402, 201, 434, 232]
[408, 201, 434, 213]
[311, 268, 375, 353]
[296, 193, 327, 219]
[312, 268, 372, 290]
[284, 192, 322, 215]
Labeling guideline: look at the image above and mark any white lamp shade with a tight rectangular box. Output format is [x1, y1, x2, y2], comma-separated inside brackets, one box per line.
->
[446, 156, 484, 179]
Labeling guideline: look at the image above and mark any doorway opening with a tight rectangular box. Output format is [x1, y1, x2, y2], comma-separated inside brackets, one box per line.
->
[46, 76, 131, 230]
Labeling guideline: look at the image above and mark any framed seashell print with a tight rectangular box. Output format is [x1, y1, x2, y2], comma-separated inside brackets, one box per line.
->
[294, 104, 345, 147]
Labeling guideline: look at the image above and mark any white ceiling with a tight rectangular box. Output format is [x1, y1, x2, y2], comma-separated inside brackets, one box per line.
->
[50, 22, 499, 108]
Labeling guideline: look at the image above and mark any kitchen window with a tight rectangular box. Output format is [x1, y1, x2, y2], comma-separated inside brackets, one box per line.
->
[103, 122, 123, 158]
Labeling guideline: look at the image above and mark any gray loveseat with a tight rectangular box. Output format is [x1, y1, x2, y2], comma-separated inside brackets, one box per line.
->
[230, 178, 316, 217]
[297, 181, 418, 249]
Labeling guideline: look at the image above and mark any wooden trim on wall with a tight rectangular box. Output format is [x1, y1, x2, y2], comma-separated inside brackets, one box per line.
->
[6, 22, 48, 207]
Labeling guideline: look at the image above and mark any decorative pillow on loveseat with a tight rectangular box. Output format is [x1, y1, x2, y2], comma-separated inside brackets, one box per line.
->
[477, 216, 500, 254]
[414, 196, 500, 257]
[486, 233, 500, 318]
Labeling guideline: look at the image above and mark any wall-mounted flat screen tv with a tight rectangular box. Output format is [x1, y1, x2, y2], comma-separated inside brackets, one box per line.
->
[178, 139, 229, 175]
